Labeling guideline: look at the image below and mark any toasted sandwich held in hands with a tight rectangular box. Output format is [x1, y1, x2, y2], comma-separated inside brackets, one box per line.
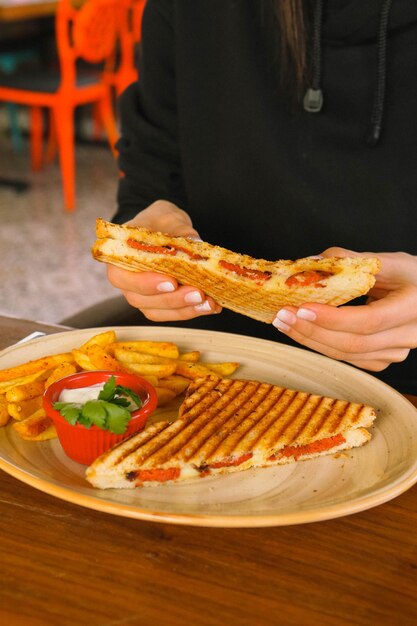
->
[86, 375, 377, 489]
[92, 219, 381, 323]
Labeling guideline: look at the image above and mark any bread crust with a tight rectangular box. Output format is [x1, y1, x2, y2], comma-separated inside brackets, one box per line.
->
[92, 219, 381, 323]
[86, 374, 377, 489]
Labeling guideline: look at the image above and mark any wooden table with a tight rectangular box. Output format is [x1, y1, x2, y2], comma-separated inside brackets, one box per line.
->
[0, 0, 83, 22]
[0, 315, 416, 626]
[0, 0, 57, 22]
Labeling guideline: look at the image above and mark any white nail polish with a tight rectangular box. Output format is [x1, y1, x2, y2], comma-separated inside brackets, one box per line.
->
[276, 309, 297, 325]
[157, 281, 175, 293]
[195, 300, 212, 312]
[272, 318, 290, 332]
[185, 291, 203, 304]
[297, 308, 317, 321]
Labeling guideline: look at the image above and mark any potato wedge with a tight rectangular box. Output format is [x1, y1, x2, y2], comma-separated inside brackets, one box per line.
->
[0, 368, 52, 394]
[113, 347, 173, 365]
[174, 362, 214, 379]
[7, 396, 43, 421]
[205, 362, 240, 376]
[80, 330, 117, 349]
[123, 362, 177, 378]
[0, 395, 10, 427]
[157, 375, 190, 395]
[109, 341, 179, 359]
[72, 349, 96, 371]
[45, 362, 78, 388]
[177, 351, 201, 363]
[139, 375, 160, 387]
[85, 344, 125, 371]
[12, 409, 57, 441]
[0, 353, 74, 383]
[5, 376, 48, 402]
[155, 387, 177, 406]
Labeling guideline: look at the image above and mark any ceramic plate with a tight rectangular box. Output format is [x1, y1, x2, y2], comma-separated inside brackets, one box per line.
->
[1, 326, 417, 527]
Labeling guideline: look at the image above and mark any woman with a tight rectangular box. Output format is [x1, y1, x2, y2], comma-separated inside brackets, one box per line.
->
[105, 0, 417, 393]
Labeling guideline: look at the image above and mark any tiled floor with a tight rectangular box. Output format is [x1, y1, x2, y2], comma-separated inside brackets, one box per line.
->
[0, 133, 120, 324]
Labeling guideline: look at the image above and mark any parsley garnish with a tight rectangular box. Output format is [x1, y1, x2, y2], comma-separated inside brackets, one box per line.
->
[53, 376, 143, 434]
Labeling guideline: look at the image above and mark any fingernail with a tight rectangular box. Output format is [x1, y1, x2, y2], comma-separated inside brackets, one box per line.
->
[157, 281, 175, 293]
[195, 300, 212, 312]
[187, 235, 203, 242]
[297, 308, 317, 321]
[276, 309, 297, 325]
[306, 255, 324, 259]
[184, 291, 203, 304]
[272, 318, 290, 332]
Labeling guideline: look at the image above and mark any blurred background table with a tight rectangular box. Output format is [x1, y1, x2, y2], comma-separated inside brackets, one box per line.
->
[0, 0, 80, 22]
[0, 1, 59, 191]
[0, 315, 416, 625]
[0, 0, 141, 208]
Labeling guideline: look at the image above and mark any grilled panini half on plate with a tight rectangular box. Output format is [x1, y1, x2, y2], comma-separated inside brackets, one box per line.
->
[86, 375, 377, 489]
[92, 219, 381, 323]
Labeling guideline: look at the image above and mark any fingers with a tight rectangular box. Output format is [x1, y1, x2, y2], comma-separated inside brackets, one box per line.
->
[106, 265, 221, 322]
[343, 350, 411, 371]
[322, 248, 417, 287]
[107, 264, 178, 295]
[275, 307, 415, 350]
[272, 305, 417, 370]
[125, 201, 201, 239]
[276, 286, 417, 335]
[272, 248, 417, 371]
[105, 201, 213, 321]
[123, 286, 221, 321]
[273, 314, 412, 370]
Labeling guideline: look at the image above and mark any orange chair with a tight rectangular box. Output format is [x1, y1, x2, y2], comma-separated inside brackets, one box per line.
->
[90, 0, 145, 141]
[0, 0, 120, 211]
[112, 0, 146, 96]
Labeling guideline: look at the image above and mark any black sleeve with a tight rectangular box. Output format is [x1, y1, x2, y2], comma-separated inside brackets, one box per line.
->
[113, 0, 188, 224]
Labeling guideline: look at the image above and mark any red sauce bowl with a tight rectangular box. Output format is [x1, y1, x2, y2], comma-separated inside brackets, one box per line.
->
[43, 370, 158, 465]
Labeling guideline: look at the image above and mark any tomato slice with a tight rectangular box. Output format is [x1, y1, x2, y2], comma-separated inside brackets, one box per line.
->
[172, 245, 207, 261]
[209, 452, 253, 469]
[268, 433, 346, 462]
[127, 239, 177, 255]
[285, 270, 332, 287]
[219, 260, 271, 282]
[127, 239, 207, 261]
[135, 467, 181, 483]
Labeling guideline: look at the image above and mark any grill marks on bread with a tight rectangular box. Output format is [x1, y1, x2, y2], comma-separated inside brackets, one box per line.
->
[92, 219, 381, 324]
[177, 377, 369, 464]
[86, 375, 377, 488]
[98, 376, 373, 472]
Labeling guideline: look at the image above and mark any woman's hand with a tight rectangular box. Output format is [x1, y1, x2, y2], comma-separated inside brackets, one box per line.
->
[123, 199, 200, 237]
[272, 249, 417, 371]
[106, 200, 222, 321]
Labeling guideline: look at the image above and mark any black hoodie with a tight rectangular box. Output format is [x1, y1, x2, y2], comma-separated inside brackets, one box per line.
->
[114, 0, 417, 394]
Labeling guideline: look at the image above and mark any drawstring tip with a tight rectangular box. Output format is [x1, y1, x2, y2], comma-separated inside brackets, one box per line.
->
[366, 124, 382, 146]
[303, 88, 324, 113]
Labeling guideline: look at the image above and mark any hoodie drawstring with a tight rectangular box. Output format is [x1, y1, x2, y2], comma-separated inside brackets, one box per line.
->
[303, 0, 394, 146]
[367, 0, 393, 145]
[303, 0, 324, 113]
